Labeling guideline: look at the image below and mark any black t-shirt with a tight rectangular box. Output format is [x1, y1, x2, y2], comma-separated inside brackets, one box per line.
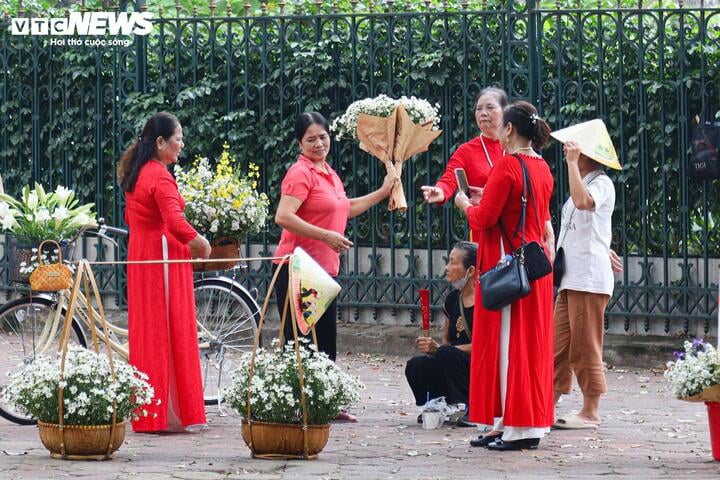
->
[442, 289, 474, 346]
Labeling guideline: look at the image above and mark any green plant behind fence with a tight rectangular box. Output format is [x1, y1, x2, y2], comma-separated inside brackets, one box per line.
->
[1, 0, 718, 332]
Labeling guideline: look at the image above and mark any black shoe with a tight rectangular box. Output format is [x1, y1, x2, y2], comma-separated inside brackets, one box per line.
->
[469, 432, 502, 447]
[417, 414, 423, 424]
[486, 438, 540, 451]
[456, 414, 476, 428]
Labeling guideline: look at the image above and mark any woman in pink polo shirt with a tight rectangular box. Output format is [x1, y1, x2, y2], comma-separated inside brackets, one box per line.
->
[274, 112, 395, 365]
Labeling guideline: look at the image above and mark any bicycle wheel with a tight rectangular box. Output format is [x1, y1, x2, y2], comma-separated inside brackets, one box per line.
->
[0, 296, 86, 425]
[194, 279, 260, 406]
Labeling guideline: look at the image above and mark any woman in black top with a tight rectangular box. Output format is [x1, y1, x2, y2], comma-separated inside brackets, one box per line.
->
[405, 241, 477, 417]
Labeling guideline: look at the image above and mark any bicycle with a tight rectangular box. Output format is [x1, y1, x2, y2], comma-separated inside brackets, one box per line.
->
[0, 222, 261, 425]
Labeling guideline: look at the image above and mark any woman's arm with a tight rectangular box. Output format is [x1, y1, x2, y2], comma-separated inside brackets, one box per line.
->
[348, 173, 395, 218]
[565, 142, 595, 211]
[455, 156, 514, 231]
[545, 220, 555, 263]
[275, 195, 353, 252]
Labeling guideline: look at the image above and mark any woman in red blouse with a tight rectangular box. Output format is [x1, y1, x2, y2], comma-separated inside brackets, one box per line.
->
[274, 112, 395, 365]
[421, 87, 507, 240]
[118, 112, 211, 433]
[455, 101, 555, 451]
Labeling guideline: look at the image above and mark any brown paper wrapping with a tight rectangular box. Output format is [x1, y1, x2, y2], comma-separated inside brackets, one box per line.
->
[356, 104, 442, 211]
[680, 384, 720, 403]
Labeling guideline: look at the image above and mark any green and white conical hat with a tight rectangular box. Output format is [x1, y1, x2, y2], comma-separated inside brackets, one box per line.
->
[550, 119, 621, 170]
[289, 247, 342, 335]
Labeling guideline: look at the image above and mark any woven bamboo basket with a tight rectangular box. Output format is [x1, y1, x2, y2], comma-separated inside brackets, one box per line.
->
[37, 260, 125, 460]
[193, 237, 240, 272]
[241, 421, 329, 459]
[38, 421, 126, 460]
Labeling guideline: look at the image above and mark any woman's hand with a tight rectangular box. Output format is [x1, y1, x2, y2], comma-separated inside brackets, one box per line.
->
[323, 231, 353, 253]
[610, 249, 623, 273]
[563, 141, 582, 164]
[189, 234, 211, 259]
[420, 185, 445, 204]
[454, 191, 472, 214]
[468, 186, 484, 205]
[381, 173, 399, 197]
[416, 336, 438, 355]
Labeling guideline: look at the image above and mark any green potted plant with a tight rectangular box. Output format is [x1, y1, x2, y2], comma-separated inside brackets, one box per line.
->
[223, 340, 363, 459]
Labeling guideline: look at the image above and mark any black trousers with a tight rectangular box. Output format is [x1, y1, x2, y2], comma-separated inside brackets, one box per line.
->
[405, 345, 470, 406]
[273, 262, 338, 361]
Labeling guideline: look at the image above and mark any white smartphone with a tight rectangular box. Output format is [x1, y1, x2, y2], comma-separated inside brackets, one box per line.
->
[454, 168, 469, 194]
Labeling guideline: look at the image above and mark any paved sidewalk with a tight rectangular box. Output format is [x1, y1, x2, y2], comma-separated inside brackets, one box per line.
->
[1, 353, 719, 479]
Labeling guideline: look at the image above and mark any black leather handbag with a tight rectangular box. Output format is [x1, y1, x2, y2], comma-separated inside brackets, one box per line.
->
[479, 156, 537, 311]
[480, 251, 530, 310]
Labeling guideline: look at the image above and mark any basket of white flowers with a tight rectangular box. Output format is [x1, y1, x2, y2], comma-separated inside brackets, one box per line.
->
[664, 338, 720, 461]
[223, 252, 363, 460]
[224, 340, 363, 459]
[1, 261, 155, 460]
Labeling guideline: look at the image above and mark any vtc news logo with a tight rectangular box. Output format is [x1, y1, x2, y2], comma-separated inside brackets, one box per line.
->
[10, 12, 153, 36]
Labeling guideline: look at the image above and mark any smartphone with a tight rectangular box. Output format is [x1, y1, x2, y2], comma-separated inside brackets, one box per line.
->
[454, 168, 469, 194]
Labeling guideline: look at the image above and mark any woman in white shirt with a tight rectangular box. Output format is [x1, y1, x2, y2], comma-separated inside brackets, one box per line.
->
[551, 119, 620, 429]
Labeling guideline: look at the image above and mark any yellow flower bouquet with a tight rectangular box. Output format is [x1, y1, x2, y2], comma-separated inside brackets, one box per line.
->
[174, 143, 269, 241]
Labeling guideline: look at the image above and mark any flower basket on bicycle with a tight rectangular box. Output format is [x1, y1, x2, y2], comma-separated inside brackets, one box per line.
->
[0, 183, 96, 283]
[193, 237, 241, 272]
[2, 261, 154, 460]
[223, 248, 362, 460]
[174, 143, 269, 270]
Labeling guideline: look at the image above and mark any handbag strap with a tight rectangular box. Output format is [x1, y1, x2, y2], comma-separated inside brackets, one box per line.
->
[457, 292, 472, 339]
[36, 239, 63, 265]
[498, 154, 529, 252]
[556, 170, 604, 249]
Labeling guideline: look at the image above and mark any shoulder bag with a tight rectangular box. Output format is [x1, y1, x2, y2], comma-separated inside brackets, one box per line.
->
[479, 157, 534, 311]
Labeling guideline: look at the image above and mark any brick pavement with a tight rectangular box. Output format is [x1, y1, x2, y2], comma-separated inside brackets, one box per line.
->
[1, 353, 720, 479]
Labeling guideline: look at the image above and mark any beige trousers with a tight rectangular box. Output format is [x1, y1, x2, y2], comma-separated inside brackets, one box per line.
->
[553, 289, 610, 396]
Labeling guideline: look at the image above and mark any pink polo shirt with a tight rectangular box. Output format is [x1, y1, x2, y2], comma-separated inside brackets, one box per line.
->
[274, 155, 351, 276]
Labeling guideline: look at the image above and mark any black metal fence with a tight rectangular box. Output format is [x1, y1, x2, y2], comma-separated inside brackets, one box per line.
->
[1, 0, 718, 333]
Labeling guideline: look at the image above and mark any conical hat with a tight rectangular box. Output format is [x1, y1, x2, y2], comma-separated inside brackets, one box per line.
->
[289, 247, 342, 335]
[550, 119, 621, 170]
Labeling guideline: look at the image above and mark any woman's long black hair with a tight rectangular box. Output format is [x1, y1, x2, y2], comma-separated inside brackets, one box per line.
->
[117, 112, 180, 192]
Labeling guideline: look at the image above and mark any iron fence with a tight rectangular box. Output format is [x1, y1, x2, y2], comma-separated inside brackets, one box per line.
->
[1, 0, 718, 333]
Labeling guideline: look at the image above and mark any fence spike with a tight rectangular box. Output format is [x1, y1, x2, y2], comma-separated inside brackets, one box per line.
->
[279, 0, 286, 14]
[81, 0, 87, 13]
[261, 2, 267, 15]
[244, 0, 251, 15]
[387, 0, 395, 11]
[227, 0, 233, 16]
[158, 5, 164, 17]
[193, 5, 198, 16]
[424, 0, 431, 11]
[333, 0, 339, 13]
[350, 0, 358, 11]
[315, 0, 322, 13]
[295, 0, 303, 15]
[369, 0, 374, 13]
[210, 0, 217, 16]
[140, 2, 148, 12]
[461, 0, 469, 9]
[175, 1, 182, 16]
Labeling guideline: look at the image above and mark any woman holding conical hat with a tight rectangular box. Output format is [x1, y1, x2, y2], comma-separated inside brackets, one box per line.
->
[550, 119, 620, 430]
